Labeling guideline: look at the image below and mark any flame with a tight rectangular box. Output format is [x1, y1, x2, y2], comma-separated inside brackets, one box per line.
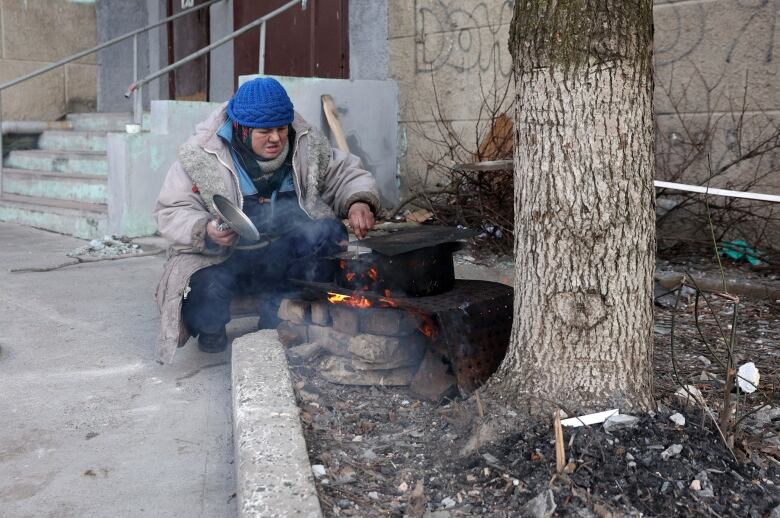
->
[345, 272, 356, 282]
[367, 267, 379, 282]
[419, 314, 438, 338]
[327, 292, 373, 308]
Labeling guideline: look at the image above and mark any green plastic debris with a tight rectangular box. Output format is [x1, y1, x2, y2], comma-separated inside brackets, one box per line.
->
[717, 240, 768, 266]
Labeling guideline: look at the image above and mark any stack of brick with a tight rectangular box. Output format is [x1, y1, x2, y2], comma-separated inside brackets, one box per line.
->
[276, 298, 427, 386]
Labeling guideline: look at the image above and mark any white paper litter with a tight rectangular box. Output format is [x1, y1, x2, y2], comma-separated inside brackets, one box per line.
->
[561, 409, 619, 428]
[737, 362, 760, 393]
[674, 385, 705, 406]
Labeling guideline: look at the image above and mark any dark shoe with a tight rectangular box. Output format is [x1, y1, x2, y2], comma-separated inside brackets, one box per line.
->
[198, 328, 228, 353]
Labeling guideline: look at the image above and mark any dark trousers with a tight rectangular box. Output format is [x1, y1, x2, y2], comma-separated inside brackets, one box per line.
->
[182, 217, 347, 336]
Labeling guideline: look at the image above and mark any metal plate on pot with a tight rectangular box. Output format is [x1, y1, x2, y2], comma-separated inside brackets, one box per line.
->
[357, 225, 476, 256]
[212, 194, 261, 242]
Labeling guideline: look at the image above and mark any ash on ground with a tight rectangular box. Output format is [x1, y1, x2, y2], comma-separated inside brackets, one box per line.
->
[67, 235, 142, 258]
[285, 265, 780, 517]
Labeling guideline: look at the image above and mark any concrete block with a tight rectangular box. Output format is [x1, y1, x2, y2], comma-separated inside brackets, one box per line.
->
[0, 61, 65, 121]
[330, 306, 360, 336]
[231, 330, 323, 517]
[3, 0, 97, 64]
[5, 150, 108, 176]
[38, 131, 107, 153]
[277, 299, 310, 324]
[288, 342, 322, 361]
[310, 302, 331, 326]
[276, 321, 308, 348]
[347, 333, 426, 365]
[319, 354, 418, 386]
[307, 325, 351, 357]
[359, 308, 420, 336]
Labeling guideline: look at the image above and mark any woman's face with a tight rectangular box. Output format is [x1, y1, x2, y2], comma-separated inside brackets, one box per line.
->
[251, 126, 289, 159]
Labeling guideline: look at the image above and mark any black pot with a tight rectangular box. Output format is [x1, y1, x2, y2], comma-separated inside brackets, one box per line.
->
[334, 243, 457, 297]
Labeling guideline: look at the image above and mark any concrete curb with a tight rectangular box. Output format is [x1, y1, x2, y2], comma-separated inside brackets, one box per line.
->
[231, 330, 323, 517]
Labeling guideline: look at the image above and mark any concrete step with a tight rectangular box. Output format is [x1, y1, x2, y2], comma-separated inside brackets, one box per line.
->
[66, 112, 149, 132]
[5, 149, 108, 176]
[37, 130, 108, 153]
[3, 168, 107, 204]
[0, 193, 107, 239]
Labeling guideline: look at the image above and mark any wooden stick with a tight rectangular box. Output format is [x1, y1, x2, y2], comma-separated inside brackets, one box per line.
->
[321, 94, 350, 154]
[554, 410, 566, 474]
[10, 247, 162, 273]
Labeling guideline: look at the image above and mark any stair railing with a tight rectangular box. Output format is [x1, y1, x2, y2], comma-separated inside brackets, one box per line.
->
[0, 0, 225, 198]
[125, 0, 307, 125]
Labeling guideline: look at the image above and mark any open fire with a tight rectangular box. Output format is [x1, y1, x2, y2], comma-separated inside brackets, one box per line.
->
[326, 290, 438, 338]
[289, 227, 513, 396]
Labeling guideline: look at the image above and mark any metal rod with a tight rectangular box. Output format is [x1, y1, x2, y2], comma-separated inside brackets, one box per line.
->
[259, 21, 267, 75]
[133, 34, 139, 84]
[0, 0, 224, 92]
[133, 33, 141, 124]
[134, 85, 143, 126]
[126, 0, 302, 97]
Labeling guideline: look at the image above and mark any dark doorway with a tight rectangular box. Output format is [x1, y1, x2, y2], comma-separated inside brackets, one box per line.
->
[233, 0, 349, 86]
[167, 0, 210, 101]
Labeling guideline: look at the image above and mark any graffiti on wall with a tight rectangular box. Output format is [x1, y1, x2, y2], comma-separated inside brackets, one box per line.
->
[655, 0, 777, 67]
[414, 0, 513, 77]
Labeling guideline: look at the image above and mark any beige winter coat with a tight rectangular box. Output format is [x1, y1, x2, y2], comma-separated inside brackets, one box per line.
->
[153, 103, 380, 363]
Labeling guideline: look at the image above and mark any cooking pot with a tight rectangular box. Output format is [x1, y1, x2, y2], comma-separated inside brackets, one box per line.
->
[333, 243, 458, 297]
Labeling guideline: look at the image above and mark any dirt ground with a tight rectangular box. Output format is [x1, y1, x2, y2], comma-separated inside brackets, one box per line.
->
[286, 254, 780, 517]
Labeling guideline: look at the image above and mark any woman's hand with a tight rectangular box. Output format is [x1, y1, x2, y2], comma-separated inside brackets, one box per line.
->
[206, 219, 238, 247]
[348, 202, 375, 240]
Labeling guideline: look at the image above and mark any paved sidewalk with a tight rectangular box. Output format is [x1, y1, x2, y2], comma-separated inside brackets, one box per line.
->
[0, 223, 247, 517]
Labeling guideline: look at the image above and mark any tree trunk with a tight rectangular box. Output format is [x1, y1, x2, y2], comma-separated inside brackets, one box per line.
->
[492, 0, 656, 413]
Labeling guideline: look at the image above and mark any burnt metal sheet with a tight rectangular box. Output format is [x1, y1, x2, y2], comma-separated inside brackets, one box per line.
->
[358, 225, 476, 256]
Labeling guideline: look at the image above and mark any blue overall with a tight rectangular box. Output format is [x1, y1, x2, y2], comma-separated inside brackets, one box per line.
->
[181, 122, 347, 336]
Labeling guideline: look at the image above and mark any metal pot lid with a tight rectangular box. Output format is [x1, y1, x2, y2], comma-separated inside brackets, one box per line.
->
[358, 225, 475, 256]
[212, 194, 261, 242]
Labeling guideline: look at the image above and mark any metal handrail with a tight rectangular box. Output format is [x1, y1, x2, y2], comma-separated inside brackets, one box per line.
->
[0, 0, 225, 197]
[124, 0, 307, 124]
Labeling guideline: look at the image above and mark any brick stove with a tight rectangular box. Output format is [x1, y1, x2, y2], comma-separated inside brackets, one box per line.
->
[276, 226, 514, 400]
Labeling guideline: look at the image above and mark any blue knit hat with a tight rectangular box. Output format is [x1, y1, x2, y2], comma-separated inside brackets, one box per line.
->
[227, 77, 294, 128]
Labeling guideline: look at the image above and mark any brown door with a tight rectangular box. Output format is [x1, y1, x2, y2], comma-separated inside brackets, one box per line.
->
[233, 0, 349, 85]
[167, 0, 210, 101]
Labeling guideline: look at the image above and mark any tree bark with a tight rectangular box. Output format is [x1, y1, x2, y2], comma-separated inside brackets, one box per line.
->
[491, 0, 656, 413]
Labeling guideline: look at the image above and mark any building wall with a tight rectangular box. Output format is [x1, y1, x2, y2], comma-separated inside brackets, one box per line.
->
[654, 0, 780, 192]
[388, 0, 513, 193]
[388, 0, 780, 197]
[0, 0, 98, 121]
